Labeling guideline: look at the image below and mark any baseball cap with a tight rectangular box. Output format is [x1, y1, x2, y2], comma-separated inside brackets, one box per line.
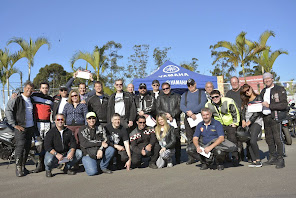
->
[86, 112, 96, 119]
[187, 78, 195, 86]
[139, 83, 147, 89]
[59, 86, 67, 91]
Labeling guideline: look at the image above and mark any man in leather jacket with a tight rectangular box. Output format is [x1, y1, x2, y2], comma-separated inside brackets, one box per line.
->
[260, 72, 288, 169]
[107, 79, 136, 131]
[134, 83, 156, 119]
[156, 82, 182, 164]
[129, 116, 160, 169]
[87, 81, 109, 126]
[5, 81, 37, 177]
[78, 112, 115, 175]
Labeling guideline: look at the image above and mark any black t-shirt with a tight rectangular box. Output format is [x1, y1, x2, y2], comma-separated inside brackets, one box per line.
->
[226, 87, 242, 109]
[105, 123, 129, 146]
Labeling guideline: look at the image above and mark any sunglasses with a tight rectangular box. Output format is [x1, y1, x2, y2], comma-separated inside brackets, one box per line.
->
[244, 88, 250, 93]
[211, 95, 220, 99]
[56, 118, 64, 121]
[87, 117, 96, 120]
[138, 122, 146, 124]
[139, 87, 146, 90]
[162, 87, 170, 91]
[60, 89, 67, 92]
[152, 84, 159, 87]
[71, 95, 78, 97]
[115, 84, 123, 86]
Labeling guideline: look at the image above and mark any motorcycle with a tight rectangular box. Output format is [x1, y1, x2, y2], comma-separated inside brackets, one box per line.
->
[0, 119, 39, 165]
[288, 103, 296, 137]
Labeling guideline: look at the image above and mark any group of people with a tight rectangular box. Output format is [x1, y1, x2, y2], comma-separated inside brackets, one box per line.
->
[4, 71, 288, 178]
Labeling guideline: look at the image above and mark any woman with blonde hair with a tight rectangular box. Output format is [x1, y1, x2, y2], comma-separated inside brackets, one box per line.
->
[155, 114, 176, 168]
[63, 90, 88, 144]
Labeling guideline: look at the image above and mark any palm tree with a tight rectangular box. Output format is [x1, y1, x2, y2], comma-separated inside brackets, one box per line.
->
[210, 31, 266, 81]
[7, 37, 50, 81]
[0, 49, 21, 97]
[253, 30, 288, 73]
[71, 46, 107, 81]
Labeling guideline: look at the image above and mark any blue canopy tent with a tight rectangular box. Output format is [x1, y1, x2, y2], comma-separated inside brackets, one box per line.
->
[133, 61, 217, 94]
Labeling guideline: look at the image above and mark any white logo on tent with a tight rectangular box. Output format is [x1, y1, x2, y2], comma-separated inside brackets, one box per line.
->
[163, 65, 180, 73]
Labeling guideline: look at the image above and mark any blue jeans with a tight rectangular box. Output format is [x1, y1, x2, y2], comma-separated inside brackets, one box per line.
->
[82, 146, 115, 176]
[44, 149, 83, 171]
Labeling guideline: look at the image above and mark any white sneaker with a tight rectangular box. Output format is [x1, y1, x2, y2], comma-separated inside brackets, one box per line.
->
[167, 163, 173, 168]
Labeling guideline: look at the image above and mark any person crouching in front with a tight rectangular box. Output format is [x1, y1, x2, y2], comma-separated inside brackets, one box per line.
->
[44, 114, 82, 177]
[154, 114, 176, 168]
[78, 112, 115, 175]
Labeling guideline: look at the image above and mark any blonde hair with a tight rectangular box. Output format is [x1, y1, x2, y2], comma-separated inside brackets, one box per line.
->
[155, 114, 170, 140]
[68, 90, 80, 104]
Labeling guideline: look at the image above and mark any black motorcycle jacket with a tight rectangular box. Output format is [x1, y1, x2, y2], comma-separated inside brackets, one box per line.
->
[134, 93, 156, 115]
[155, 92, 181, 120]
[260, 84, 288, 121]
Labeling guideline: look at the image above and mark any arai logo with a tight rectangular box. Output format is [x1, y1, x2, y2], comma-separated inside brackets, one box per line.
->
[163, 65, 180, 73]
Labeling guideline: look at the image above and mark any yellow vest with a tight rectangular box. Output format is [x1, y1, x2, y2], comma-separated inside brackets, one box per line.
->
[205, 97, 240, 126]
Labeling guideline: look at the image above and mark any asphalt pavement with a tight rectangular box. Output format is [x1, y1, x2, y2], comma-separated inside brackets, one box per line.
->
[1, 139, 296, 198]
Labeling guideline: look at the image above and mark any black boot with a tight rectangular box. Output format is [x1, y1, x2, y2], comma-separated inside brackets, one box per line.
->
[33, 157, 45, 173]
[186, 155, 196, 165]
[15, 157, 24, 177]
[263, 156, 278, 166]
[276, 157, 285, 169]
[22, 156, 30, 175]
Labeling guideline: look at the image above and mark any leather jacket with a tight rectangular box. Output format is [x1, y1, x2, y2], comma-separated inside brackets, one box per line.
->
[107, 91, 136, 123]
[156, 92, 181, 120]
[87, 94, 109, 123]
[129, 127, 157, 154]
[158, 125, 176, 150]
[5, 94, 36, 128]
[134, 93, 156, 115]
[260, 84, 288, 121]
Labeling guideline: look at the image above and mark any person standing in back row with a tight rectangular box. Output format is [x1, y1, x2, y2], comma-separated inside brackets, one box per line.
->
[87, 81, 109, 127]
[180, 78, 207, 165]
[5, 81, 37, 177]
[260, 72, 288, 169]
[107, 79, 136, 132]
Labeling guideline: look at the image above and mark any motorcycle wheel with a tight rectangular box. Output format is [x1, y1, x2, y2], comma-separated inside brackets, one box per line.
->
[283, 126, 292, 145]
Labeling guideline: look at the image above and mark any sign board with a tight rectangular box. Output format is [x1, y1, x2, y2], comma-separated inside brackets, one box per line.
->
[239, 75, 264, 94]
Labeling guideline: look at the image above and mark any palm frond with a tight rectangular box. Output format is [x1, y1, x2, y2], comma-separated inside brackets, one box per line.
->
[259, 30, 275, 46]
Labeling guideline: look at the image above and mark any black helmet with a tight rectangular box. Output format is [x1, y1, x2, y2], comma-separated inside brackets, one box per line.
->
[236, 126, 251, 142]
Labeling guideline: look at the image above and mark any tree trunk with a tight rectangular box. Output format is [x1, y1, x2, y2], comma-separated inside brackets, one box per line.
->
[261, 65, 265, 74]
[6, 72, 10, 98]
[2, 84, 5, 111]
[20, 71, 23, 90]
[97, 69, 100, 81]
[242, 63, 247, 83]
[28, 61, 31, 81]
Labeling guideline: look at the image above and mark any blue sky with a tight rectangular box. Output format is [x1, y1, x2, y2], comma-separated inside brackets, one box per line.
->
[1, 0, 295, 92]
